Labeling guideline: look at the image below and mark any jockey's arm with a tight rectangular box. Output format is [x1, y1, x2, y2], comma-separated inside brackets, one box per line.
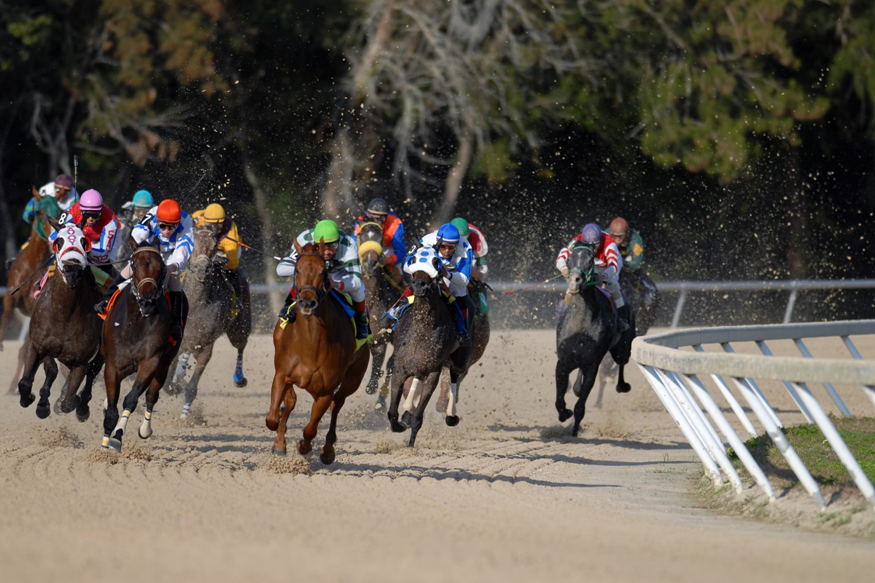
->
[331, 241, 364, 293]
[131, 221, 152, 246]
[89, 219, 119, 263]
[218, 222, 240, 270]
[473, 256, 488, 279]
[276, 231, 308, 277]
[386, 221, 406, 266]
[556, 245, 571, 275]
[447, 246, 473, 288]
[167, 233, 194, 273]
[623, 231, 644, 271]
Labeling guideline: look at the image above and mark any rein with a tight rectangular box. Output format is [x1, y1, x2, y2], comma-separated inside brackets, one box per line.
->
[130, 246, 165, 303]
[295, 250, 329, 306]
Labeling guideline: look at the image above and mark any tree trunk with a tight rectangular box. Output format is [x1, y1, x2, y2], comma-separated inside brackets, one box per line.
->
[435, 127, 475, 226]
[321, 126, 355, 220]
[242, 155, 283, 316]
[0, 173, 16, 268]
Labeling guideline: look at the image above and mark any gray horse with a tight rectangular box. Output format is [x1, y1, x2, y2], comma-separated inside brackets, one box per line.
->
[555, 246, 634, 436]
[165, 228, 251, 417]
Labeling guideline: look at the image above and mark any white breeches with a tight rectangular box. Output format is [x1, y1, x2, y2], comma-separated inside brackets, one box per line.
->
[596, 267, 624, 308]
[345, 285, 365, 303]
[446, 279, 467, 299]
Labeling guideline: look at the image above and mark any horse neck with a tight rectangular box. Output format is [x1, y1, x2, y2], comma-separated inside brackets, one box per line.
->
[184, 267, 212, 304]
[568, 285, 601, 324]
[45, 268, 96, 312]
[294, 292, 343, 340]
[409, 286, 446, 322]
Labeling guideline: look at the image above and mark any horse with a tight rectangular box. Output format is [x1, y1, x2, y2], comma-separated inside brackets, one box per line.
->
[435, 277, 490, 413]
[587, 267, 660, 406]
[357, 221, 401, 397]
[555, 246, 634, 436]
[101, 243, 187, 452]
[2, 188, 61, 393]
[266, 240, 369, 465]
[387, 247, 473, 447]
[165, 227, 251, 417]
[16, 218, 104, 421]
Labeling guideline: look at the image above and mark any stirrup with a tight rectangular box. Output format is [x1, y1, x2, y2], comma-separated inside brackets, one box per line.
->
[457, 332, 470, 347]
[618, 318, 630, 333]
[95, 299, 109, 314]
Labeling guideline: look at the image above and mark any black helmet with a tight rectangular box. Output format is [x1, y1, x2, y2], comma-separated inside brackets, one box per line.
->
[367, 197, 389, 216]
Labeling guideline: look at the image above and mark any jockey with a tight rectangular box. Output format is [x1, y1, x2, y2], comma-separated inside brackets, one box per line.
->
[403, 223, 474, 346]
[191, 203, 244, 310]
[121, 190, 154, 223]
[556, 223, 629, 332]
[608, 216, 645, 273]
[23, 174, 78, 223]
[50, 189, 119, 278]
[353, 197, 405, 284]
[276, 219, 370, 340]
[95, 200, 193, 332]
[450, 217, 488, 280]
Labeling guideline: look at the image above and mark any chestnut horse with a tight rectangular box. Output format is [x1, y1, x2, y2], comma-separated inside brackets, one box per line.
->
[2, 188, 61, 392]
[266, 240, 369, 465]
[17, 218, 104, 421]
[101, 244, 187, 452]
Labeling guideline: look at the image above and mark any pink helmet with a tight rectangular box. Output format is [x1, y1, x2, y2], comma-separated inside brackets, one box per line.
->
[80, 189, 103, 212]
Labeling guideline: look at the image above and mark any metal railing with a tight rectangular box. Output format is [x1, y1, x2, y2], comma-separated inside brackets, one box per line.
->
[632, 320, 875, 510]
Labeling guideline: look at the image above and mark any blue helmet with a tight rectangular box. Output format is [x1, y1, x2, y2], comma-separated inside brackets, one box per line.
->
[437, 223, 461, 244]
[581, 223, 602, 247]
[133, 190, 153, 208]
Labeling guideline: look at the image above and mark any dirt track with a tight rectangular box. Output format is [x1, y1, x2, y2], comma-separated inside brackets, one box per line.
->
[1, 329, 874, 583]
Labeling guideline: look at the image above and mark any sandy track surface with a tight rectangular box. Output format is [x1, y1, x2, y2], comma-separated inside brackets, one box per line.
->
[1, 330, 874, 583]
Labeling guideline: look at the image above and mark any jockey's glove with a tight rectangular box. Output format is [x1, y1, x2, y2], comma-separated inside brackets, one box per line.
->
[603, 266, 617, 279]
[561, 268, 568, 278]
[167, 263, 180, 276]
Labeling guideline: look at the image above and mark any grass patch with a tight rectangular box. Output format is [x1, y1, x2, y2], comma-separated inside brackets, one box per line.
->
[728, 416, 875, 488]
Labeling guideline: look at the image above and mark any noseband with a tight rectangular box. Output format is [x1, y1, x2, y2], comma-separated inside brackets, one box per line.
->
[131, 246, 166, 304]
[295, 251, 329, 305]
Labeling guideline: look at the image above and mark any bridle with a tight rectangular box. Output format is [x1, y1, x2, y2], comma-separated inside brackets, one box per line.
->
[191, 228, 218, 283]
[295, 250, 330, 306]
[130, 246, 166, 307]
[567, 246, 598, 293]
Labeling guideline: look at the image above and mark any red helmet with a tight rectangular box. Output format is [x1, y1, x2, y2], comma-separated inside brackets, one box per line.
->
[609, 217, 628, 237]
[157, 200, 181, 224]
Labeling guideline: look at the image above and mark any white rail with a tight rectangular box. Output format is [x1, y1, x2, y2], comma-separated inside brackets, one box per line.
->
[632, 320, 875, 510]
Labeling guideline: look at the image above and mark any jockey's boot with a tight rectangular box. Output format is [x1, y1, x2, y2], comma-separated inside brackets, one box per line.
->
[278, 292, 295, 324]
[224, 268, 243, 310]
[617, 315, 630, 334]
[95, 270, 126, 315]
[353, 301, 371, 341]
[453, 302, 470, 347]
[168, 291, 186, 342]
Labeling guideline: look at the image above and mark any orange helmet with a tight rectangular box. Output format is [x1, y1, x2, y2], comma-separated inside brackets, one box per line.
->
[609, 217, 628, 237]
[157, 200, 181, 224]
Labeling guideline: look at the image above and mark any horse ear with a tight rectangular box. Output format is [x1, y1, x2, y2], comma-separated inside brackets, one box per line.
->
[81, 237, 92, 252]
[32, 185, 41, 201]
[47, 215, 61, 232]
[317, 237, 326, 257]
[52, 238, 62, 254]
[293, 238, 303, 256]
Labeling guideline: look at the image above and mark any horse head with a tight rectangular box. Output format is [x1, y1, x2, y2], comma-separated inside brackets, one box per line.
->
[130, 244, 166, 316]
[190, 227, 218, 282]
[48, 216, 90, 288]
[357, 222, 384, 277]
[566, 245, 596, 295]
[405, 246, 441, 297]
[293, 239, 330, 317]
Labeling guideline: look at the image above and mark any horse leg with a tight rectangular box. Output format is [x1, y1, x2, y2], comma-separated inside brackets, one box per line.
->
[227, 314, 250, 388]
[615, 362, 631, 394]
[572, 364, 599, 437]
[322, 348, 369, 463]
[0, 293, 15, 352]
[408, 370, 441, 448]
[272, 385, 297, 457]
[59, 364, 87, 414]
[139, 364, 169, 440]
[76, 353, 104, 422]
[266, 371, 290, 432]
[365, 342, 386, 395]
[35, 357, 58, 419]
[102, 363, 122, 448]
[167, 352, 187, 395]
[298, 393, 332, 456]
[182, 345, 213, 419]
[16, 340, 43, 408]
[108, 358, 159, 452]
[555, 361, 574, 423]
[445, 369, 466, 427]
[435, 366, 450, 413]
[387, 368, 408, 432]
[375, 352, 395, 410]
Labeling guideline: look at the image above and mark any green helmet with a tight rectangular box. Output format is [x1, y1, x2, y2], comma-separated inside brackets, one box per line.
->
[450, 217, 470, 238]
[313, 219, 340, 243]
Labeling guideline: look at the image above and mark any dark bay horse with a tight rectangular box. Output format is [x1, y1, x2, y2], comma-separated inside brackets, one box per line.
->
[166, 228, 251, 417]
[555, 246, 634, 436]
[266, 240, 369, 465]
[357, 221, 401, 396]
[2, 188, 61, 392]
[101, 244, 186, 452]
[17, 218, 104, 421]
[387, 247, 473, 447]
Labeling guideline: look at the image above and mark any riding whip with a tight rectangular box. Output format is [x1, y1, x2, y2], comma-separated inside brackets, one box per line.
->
[501, 273, 565, 296]
[73, 155, 78, 193]
[223, 236, 283, 261]
[9, 256, 55, 296]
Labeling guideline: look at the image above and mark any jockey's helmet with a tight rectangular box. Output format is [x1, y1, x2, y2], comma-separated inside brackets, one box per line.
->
[314, 220, 340, 244]
[157, 200, 182, 225]
[54, 174, 73, 189]
[581, 223, 602, 249]
[450, 217, 470, 238]
[204, 203, 226, 223]
[609, 217, 629, 245]
[367, 197, 389, 216]
[437, 223, 461, 245]
[133, 190, 153, 208]
[80, 189, 103, 212]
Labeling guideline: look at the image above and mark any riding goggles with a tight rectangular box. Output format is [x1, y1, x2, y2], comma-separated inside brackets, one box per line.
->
[158, 222, 178, 231]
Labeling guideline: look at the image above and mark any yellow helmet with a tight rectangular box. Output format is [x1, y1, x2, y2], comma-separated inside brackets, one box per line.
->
[204, 203, 225, 223]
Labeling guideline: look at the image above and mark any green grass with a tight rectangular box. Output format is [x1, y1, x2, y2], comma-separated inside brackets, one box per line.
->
[728, 416, 875, 487]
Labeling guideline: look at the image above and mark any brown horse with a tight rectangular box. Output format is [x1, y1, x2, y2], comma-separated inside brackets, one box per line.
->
[266, 240, 370, 465]
[2, 187, 61, 392]
[101, 244, 186, 452]
[17, 218, 104, 420]
[357, 221, 401, 397]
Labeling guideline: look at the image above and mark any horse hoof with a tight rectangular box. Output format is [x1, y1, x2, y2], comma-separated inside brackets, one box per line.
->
[389, 419, 407, 433]
[19, 393, 35, 409]
[445, 415, 460, 427]
[616, 382, 631, 394]
[76, 407, 90, 423]
[271, 445, 287, 458]
[400, 411, 413, 427]
[297, 440, 312, 456]
[138, 427, 152, 440]
[233, 377, 248, 388]
[319, 451, 335, 465]
[36, 403, 51, 419]
[107, 438, 122, 453]
[61, 395, 79, 414]
[558, 409, 573, 423]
